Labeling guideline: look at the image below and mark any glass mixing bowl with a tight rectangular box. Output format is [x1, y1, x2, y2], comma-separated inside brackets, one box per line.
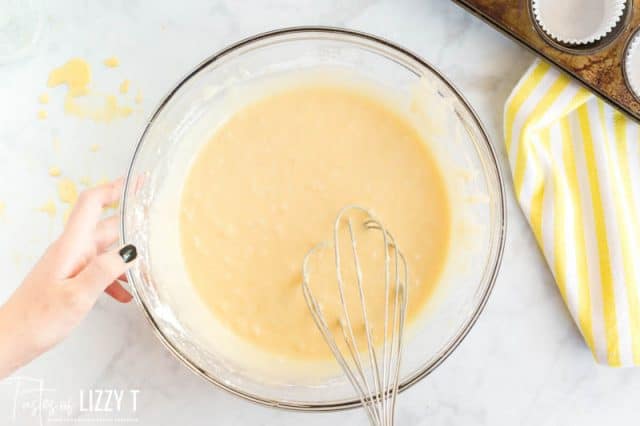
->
[121, 27, 506, 410]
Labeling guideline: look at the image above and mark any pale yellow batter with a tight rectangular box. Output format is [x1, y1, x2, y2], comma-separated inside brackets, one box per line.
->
[180, 83, 451, 360]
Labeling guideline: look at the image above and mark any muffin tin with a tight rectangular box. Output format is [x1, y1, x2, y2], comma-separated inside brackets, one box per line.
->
[452, 0, 640, 122]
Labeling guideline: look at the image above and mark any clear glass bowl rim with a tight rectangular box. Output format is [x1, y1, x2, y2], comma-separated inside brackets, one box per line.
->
[121, 26, 507, 411]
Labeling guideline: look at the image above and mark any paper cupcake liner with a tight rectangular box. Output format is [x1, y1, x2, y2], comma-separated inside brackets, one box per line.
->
[532, 0, 627, 46]
[624, 30, 640, 99]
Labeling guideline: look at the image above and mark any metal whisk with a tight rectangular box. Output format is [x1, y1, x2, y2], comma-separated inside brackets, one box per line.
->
[302, 205, 408, 426]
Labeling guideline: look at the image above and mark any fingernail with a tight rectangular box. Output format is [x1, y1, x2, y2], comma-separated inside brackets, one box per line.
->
[119, 244, 137, 263]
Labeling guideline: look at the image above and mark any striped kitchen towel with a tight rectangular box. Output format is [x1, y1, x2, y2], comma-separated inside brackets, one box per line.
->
[505, 59, 640, 366]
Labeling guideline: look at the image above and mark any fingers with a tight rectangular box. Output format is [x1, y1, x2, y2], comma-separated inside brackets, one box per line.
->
[63, 178, 124, 242]
[95, 216, 119, 252]
[105, 281, 133, 303]
[69, 244, 137, 301]
[132, 173, 146, 194]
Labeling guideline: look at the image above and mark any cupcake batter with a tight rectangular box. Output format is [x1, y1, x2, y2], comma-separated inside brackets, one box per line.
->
[180, 84, 451, 360]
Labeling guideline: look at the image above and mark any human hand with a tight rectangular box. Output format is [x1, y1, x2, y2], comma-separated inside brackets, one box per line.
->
[0, 178, 137, 378]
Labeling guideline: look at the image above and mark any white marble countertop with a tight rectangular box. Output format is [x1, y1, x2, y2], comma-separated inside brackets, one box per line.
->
[1, 1, 639, 425]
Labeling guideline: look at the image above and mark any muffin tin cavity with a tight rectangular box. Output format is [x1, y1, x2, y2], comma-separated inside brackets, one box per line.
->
[530, 0, 632, 54]
[452, 0, 640, 121]
[624, 28, 640, 100]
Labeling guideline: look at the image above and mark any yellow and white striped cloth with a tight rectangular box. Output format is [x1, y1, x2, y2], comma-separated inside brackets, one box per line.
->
[505, 59, 640, 366]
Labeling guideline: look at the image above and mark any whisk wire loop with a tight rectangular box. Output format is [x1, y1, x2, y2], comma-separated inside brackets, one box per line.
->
[302, 205, 408, 426]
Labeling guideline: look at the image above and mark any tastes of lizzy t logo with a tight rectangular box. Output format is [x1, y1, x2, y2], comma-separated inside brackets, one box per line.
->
[0, 376, 140, 425]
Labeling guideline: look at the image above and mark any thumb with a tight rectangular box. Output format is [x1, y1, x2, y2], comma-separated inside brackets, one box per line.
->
[72, 244, 137, 299]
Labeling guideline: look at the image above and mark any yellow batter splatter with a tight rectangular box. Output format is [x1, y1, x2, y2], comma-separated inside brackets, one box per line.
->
[103, 57, 119, 68]
[47, 58, 134, 123]
[47, 58, 91, 97]
[90, 144, 100, 152]
[48, 166, 61, 177]
[101, 95, 132, 120]
[134, 90, 143, 104]
[57, 178, 78, 204]
[38, 199, 57, 218]
[119, 79, 130, 94]
[63, 93, 133, 122]
[38, 93, 49, 104]
[37, 110, 47, 119]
